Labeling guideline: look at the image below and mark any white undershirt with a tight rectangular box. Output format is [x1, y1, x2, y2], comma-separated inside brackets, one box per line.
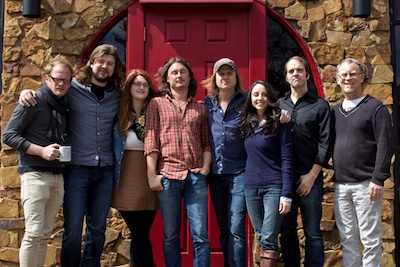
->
[124, 129, 144, 151]
[342, 96, 366, 112]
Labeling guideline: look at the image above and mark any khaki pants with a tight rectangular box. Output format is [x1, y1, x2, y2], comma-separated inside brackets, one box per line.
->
[19, 171, 64, 267]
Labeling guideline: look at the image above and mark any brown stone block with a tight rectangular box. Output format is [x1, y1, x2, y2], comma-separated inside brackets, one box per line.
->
[0, 218, 24, 231]
[32, 17, 64, 41]
[323, 191, 335, 203]
[321, 65, 337, 83]
[20, 77, 42, 93]
[52, 40, 85, 56]
[384, 189, 394, 200]
[351, 29, 374, 46]
[64, 27, 94, 41]
[21, 31, 44, 57]
[20, 64, 41, 77]
[326, 11, 347, 31]
[384, 178, 395, 189]
[266, 0, 294, 8]
[382, 252, 395, 267]
[323, 0, 342, 15]
[1, 151, 19, 167]
[3, 47, 22, 62]
[309, 42, 345, 65]
[381, 222, 394, 240]
[51, 229, 63, 247]
[42, 0, 73, 14]
[0, 247, 19, 263]
[74, 0, 96, 13]
[0, 188, 20, 200]
[345, 46, 367, 63]
[5, 1, 22, 13]
[3, 19, 22, 38]
[80, 5, 107, 28]
[324, 250, 342, 267]
[372, 31, 390, 45]
[320, 219, 335, 231]
[348, 17, 367, 31]
[383, 241, 395, 253]
[2, 62, 19, 75]
[0, 198, 20, 218]
[363, 83, 393, 104]
[381, 199, 393, 221]
[326, 30, 352, 46]
[284, 2, 306, 20]
[116, 239, 131, 261]
[8, 230, 20, 248]
[1, 166, 20, 189]
[44, 245, 56, 266]
[371, 54, 391, 65]
[322, 203, 334, 219]
[323, 228, 342, 249]
[0, 229, 10, 247]
[1, 102, 17, 121]
[104, 227, 120, 248]
[3, 37, 18, 46]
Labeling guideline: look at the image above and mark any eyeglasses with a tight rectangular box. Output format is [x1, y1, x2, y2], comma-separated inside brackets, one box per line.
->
[48, 75, 72, 84]
[337, 72, 361, 79]
[133, 82, 150, 88]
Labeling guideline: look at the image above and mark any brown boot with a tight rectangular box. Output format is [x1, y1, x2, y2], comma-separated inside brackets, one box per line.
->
[259, 249, 279, 267]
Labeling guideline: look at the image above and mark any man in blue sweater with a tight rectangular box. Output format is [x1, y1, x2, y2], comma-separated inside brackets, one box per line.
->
[279, 56, 330, 267]
[332, 58, 393, 267]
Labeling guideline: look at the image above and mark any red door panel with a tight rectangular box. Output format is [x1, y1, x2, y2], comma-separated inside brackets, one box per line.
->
[144, 4, 251, 267]
[144, 3, 250, 100]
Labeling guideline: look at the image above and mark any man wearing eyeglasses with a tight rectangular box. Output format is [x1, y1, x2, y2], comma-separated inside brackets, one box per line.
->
[2, 55, 73, 267]
[332, 58, 393, 267]
[18, 44, 124, 267]
[279, 56, 330, 267]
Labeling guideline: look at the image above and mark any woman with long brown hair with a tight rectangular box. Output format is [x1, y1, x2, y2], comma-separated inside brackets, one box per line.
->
[239, 80, 293, 267]
[112, 69, 158, 267]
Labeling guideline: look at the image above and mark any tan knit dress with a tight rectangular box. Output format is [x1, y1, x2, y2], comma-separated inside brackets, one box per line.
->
[111, 150, 159, 211]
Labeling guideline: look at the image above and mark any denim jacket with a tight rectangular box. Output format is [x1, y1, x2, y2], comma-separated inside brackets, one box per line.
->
[112, 121, 126, 189]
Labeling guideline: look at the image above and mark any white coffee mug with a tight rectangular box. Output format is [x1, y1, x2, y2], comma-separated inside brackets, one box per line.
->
[58, 146, 71, 162]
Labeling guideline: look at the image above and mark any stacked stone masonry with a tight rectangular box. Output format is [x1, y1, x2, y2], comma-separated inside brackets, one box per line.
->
[0, 0, 395, 266]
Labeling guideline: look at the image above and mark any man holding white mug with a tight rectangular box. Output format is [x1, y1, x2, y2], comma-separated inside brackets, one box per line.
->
[2, 55, 73, 267]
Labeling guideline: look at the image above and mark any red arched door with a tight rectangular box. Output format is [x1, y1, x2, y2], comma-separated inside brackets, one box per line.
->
[127, 1, 266, 267]
[127, 1, 266, 266]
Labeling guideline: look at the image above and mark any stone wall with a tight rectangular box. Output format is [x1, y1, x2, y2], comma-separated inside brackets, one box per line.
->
[0, 0, 395, 266]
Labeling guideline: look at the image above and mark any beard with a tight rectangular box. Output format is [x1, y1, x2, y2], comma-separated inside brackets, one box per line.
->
[92, 71, 110, 83]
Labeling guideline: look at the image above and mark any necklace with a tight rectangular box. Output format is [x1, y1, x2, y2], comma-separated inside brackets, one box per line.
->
[173, 99, 188, 112]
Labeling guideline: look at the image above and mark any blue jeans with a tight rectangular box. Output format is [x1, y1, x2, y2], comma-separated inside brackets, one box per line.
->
[61, 164, 114, 267]
[281, 177, 324, 267]
[157, 172, 210, 267]
[245, 187, 282, 252]
[208, 173, 246, 267]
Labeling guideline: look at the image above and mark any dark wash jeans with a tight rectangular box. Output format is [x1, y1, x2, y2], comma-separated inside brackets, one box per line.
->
[208, 173, 247, 267]
[280, 177, 324, 267]
[61, 164, 113, 267]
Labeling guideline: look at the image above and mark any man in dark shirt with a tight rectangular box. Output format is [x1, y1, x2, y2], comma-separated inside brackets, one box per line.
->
[332, 58, 393, 266]
[3, 55, 73, 267]
[279, 56, 330, 267]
